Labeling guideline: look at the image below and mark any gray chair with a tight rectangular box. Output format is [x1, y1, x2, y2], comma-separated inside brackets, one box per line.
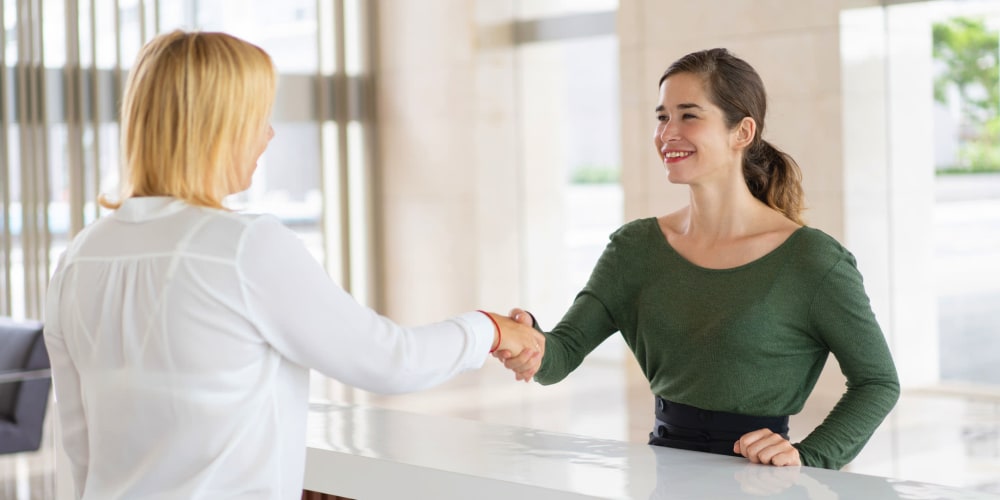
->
[0, 317, 50, 454]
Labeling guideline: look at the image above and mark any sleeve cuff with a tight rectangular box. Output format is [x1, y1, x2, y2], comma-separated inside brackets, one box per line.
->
[455, 311, 497, 360]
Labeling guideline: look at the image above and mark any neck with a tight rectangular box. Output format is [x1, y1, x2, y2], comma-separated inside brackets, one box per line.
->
[682, 177, 768, 240]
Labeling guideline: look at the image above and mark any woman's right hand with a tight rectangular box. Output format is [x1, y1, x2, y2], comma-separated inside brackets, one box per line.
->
[487, 308, 544, 382]
[482, 311, 545, 382]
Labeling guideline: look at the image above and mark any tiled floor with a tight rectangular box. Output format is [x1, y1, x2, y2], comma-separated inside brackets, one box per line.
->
[4, 355, 998, 499]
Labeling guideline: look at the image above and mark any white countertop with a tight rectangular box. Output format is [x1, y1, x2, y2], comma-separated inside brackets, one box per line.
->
[304, 401, 998, 499]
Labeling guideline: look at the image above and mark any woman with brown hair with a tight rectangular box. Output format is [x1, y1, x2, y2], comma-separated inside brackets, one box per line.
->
[500, 48, 899, 470]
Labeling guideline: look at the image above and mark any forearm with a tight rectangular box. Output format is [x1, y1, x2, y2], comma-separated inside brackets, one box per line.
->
[794, 378, 900, 469]
[533, 293, 617, 385]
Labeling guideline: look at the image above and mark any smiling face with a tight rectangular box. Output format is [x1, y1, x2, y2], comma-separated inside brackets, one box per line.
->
[653, 72, 750, 187]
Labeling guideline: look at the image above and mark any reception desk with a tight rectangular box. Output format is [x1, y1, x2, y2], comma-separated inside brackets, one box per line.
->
[304, 402, 993, 499]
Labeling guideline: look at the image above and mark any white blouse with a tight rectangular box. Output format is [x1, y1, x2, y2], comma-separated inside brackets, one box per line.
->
[44, 197, 496, 499]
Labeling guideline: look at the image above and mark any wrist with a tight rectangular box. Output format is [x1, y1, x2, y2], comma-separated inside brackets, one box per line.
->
[477, 310, 501, 353]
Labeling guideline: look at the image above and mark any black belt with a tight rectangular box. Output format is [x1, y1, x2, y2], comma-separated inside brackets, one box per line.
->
[648, 396, 789, 456]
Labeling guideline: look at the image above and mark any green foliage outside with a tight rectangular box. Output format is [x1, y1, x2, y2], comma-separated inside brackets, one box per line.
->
[569, 164, 620, 184]
[933, 17, 1000, 174]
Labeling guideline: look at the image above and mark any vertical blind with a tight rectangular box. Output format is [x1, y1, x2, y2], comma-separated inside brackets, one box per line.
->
[0, 0, 377, 322]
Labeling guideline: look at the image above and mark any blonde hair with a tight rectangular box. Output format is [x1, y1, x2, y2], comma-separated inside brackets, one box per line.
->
[102, 30, 276, 209]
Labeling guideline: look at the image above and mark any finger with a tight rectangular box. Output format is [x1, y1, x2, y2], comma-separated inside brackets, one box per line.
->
[513, 353, 540, 376]
[755, 444, 781, 465]
[735, 429, 763, 458]
[744, 433, 793, 466]
[736, 429, 777, 462]
[505, 350, 539, 372]
[765, 448, 801, 467]
[502, 347, 534, 363]
[508, 308, 533, 326]
[492, 349, 514, 361]
[510, 349, 541, 380]
[756, 440, 790, 465]
[514, 358, 539, 381]
[516, 363, 539, 382]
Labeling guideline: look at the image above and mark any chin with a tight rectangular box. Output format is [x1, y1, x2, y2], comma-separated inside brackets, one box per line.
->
[665, 170, 692, 185]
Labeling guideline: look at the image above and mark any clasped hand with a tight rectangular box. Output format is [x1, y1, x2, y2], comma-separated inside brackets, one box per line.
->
[481, 309, 545, 382]
[480, 308, 545, 382]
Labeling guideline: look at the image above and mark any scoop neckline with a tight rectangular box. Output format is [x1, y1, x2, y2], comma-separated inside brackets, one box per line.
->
[647, 217, 807, 273]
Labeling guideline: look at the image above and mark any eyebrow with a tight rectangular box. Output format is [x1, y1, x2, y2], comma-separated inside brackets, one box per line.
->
[654, 102, 705, 113]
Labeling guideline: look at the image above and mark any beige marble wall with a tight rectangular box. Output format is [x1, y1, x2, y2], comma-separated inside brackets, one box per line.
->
[618, 0, 871, 238]
[373, 0, 525, 324]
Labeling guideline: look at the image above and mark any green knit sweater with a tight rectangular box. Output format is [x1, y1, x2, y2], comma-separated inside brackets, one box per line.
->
[534, 218, 900, 469]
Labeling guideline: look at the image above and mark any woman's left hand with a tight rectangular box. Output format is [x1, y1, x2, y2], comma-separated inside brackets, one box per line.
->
[734, 429, 801, 466]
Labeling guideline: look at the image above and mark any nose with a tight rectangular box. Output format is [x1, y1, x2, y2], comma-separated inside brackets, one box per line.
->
[658, 120, 678, 143]
[267, 124, 275, 141]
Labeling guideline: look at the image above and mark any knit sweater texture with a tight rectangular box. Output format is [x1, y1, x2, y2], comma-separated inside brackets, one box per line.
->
[534, 217, 900, 469]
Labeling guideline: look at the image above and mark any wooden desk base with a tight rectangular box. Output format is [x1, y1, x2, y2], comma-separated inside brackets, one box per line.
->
[302, 491, 353, 500]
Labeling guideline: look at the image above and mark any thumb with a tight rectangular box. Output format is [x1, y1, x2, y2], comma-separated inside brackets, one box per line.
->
[509, 308, 533, 326]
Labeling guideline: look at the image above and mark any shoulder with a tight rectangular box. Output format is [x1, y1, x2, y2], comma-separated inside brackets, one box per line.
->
[197, 208, 281, 238]
[199, 211, 298, 253]
[787, 226, 860, 277]
[793, 227, 852, 258]
[597, 218, 662, 260]
[610, 217, 659, 242]
[156, 206, 297, 262]
[54, 212, 120, 265]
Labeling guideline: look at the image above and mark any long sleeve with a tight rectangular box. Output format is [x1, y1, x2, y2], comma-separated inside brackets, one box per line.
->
[43, 256, 90, 496]
[795, 256, 901, 469]
[39, 198, 504, 498]
[236, 215, 496, 394]
[534, 294, 619, 385]
[535, 226, 626, 385]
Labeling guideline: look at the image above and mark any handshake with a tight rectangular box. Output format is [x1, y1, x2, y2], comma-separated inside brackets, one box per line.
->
[481, 308, 545, 383]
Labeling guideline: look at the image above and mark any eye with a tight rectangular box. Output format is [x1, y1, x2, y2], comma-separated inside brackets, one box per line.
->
[656, 114, 668, 122]
[682, 113, 697, 119]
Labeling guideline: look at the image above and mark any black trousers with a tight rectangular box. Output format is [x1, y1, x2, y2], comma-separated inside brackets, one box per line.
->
[648, 397, 790, 457]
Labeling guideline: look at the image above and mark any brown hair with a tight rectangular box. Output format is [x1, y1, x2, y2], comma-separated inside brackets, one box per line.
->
[102, 30, 276, 209]
[660, 48, 804, 224]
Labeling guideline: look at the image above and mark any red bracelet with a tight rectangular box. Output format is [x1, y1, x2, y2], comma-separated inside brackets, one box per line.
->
[477, 310, 501, 353]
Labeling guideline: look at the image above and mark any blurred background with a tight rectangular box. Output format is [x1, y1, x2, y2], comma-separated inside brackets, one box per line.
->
[1, 0, 998, 497]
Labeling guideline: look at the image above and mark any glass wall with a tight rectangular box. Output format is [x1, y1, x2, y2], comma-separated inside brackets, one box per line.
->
[841, 0, 1000, 489]
[842, 0, 1000, 392]
[926, 1, 1000, 388]
[514, 10, 623, 358]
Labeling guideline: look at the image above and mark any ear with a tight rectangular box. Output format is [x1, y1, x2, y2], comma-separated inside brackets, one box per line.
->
[731, 116, 756, 150]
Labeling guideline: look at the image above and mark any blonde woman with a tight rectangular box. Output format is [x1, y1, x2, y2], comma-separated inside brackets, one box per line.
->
[44, 30, 543, 499]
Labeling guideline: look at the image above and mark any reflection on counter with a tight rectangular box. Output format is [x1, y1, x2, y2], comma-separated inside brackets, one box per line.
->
[305, 402, 1000, 500]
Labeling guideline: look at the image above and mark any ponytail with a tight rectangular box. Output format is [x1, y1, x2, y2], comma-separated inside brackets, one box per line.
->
[744, 139, 804, 225]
